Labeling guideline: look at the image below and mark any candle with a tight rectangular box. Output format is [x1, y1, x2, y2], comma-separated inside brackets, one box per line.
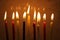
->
[27, 5, 30, 25]
[12, 12, 15, 40]
[16, 11, 20, 40]
[43, 13, 46, 40]
[23, 11, 26, 40]
[33, 9, 36, 40]
[50, 13, 54, 40]
[4, 11, 9, 40]
[27, 5, 31, 40]
[37, 11, 41, 40]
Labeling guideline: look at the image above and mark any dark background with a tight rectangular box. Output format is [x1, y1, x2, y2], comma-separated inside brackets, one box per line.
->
[0, 0, 60, 40]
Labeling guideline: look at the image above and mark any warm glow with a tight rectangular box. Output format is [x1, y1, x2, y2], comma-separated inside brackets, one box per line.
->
[27, 5, 30, 14]
[28, 15, 30, 21]
[37, 12, 41, 22]
[27, 15, 30, 24]
[17, 20, 19, 24]
[43, 13, 46, 20]
[12, 12, 15, 20]
[33, 9, 36, 20]
[23, 11, 26, 19]
[4, 11, 7, 20]
[43, 8, 45, 11]
[16, 11, 19, 19]
[51, 13, 54, 21]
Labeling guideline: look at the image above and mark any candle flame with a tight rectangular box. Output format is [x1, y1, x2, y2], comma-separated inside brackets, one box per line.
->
[23, 11, 26, 19]
[16, 11, 19, 19]
[33, 9, 36, 20]
[37, 12, 41, 22]
[4, 11, 7, 20]
[51, 13, 54, 21]
[43, 13, 46, 20]
[12, 12, 15, 20]
[27, 5, 30, 14]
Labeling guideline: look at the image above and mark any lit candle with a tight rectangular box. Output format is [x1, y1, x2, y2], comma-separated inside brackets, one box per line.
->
[12, 12, 15, 40]
[50, 13, 54, 40]
[23, 11, 26, 40]
[33, 9, 36, 40]
[27, 5, 30, 25]
[43, 13, 46, 40]
[4, 11, 9, 40]
[37, 12, 41, 24]
[16, 11, 19, 40]
[27, 5, 31, 40]
[16, 11, 19, 24]
[16, 11, 19, 23]
[50, 13, 54, 27]
[37, 11, 41, 40]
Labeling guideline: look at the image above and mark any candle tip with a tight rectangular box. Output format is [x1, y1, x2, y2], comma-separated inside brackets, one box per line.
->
[4, 11, 7, 20]
[43, 13, 46, 20]
[23, 11, 26, 19]
[12, 12, 15, 20]
[27, 5, 30, 14]
[51, 13, 54, 21]
[33, 9, 36, 20]
[16, 11, 19, 19]
[37, 12, 41, 23]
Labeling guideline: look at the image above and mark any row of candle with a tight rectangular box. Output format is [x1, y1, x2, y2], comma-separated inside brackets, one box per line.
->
[4, 5, 54, 40]
[4, 11, 54, 23]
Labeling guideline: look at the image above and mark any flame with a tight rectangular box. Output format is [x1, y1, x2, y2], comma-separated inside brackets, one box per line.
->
[37, 12, 41, 22]
[12, 12, 15, 20]
[51, 13, 54, 21]
[43, 13, 46, 20]
[23, 11, 26, 19]
[16, 11, 19, 19]
[27, 5, 30, 14]
[33, 9, 36, 20]
[4, 11, 7, 20]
